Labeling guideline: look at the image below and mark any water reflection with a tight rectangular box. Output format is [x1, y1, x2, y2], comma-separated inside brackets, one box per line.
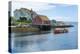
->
[14, 40, 29, 48]
[13, 33, 48, 51]
[11, 22, 78, 52]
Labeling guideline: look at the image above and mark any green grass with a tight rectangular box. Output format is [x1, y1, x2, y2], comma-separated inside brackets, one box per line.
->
[15, 20, 32, 25]
[11, 27, 39, 32]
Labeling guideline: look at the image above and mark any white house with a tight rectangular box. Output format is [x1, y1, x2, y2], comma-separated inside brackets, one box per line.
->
[14, 8, 37, 21]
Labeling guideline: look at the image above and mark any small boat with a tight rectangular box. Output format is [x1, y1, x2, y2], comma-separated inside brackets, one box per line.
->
[53, 28, 68, 34]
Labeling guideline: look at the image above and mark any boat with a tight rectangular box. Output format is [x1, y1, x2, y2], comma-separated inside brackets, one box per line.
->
[53, 28, 68, 34]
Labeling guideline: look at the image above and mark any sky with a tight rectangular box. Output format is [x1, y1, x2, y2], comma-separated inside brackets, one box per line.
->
[11, 1, 78, 22]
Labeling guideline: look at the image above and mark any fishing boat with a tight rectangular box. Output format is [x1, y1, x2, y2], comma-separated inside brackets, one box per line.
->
[54, 28, 68, 34]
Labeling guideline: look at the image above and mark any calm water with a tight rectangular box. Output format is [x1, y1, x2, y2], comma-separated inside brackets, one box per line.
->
[11, 22, 78, 53]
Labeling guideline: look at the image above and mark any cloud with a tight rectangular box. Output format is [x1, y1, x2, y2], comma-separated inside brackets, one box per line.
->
[48, 3, 74, 7]
[55, 16, 71, 21]
[49, 16, 76, 22]
[12, 1, 56, 15]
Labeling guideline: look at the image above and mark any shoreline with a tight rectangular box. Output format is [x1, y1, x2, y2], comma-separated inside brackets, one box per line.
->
[11, 31, 51, 37]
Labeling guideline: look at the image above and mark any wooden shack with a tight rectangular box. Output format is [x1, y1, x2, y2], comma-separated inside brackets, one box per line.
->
[32, 15, 51, 31]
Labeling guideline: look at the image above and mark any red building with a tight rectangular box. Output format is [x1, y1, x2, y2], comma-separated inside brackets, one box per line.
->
[32, 15, 51, 25]
[32, 15, 51, 31]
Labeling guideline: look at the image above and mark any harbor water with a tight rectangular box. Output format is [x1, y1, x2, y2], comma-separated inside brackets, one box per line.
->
[10, 22, 78, 53]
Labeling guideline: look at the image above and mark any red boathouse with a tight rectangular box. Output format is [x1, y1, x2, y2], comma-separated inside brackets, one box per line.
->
[32, 15, 51, 31]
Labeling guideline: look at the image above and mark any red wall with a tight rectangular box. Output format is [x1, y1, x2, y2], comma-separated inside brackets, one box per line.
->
[32, 16, 51, 25]
[32, 16, 42, 25]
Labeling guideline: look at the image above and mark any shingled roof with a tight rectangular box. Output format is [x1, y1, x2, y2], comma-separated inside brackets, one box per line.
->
[36, 15, 49, 21]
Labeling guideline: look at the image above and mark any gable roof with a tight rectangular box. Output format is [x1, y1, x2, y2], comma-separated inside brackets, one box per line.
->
[35, 15, 49, 21]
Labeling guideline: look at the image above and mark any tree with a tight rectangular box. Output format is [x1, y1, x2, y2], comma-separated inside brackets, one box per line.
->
[52, 20, 56, 23]
[20, 17, 27, 21]
[51, 19, 57, 26]
[11, 16, 16, 25]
